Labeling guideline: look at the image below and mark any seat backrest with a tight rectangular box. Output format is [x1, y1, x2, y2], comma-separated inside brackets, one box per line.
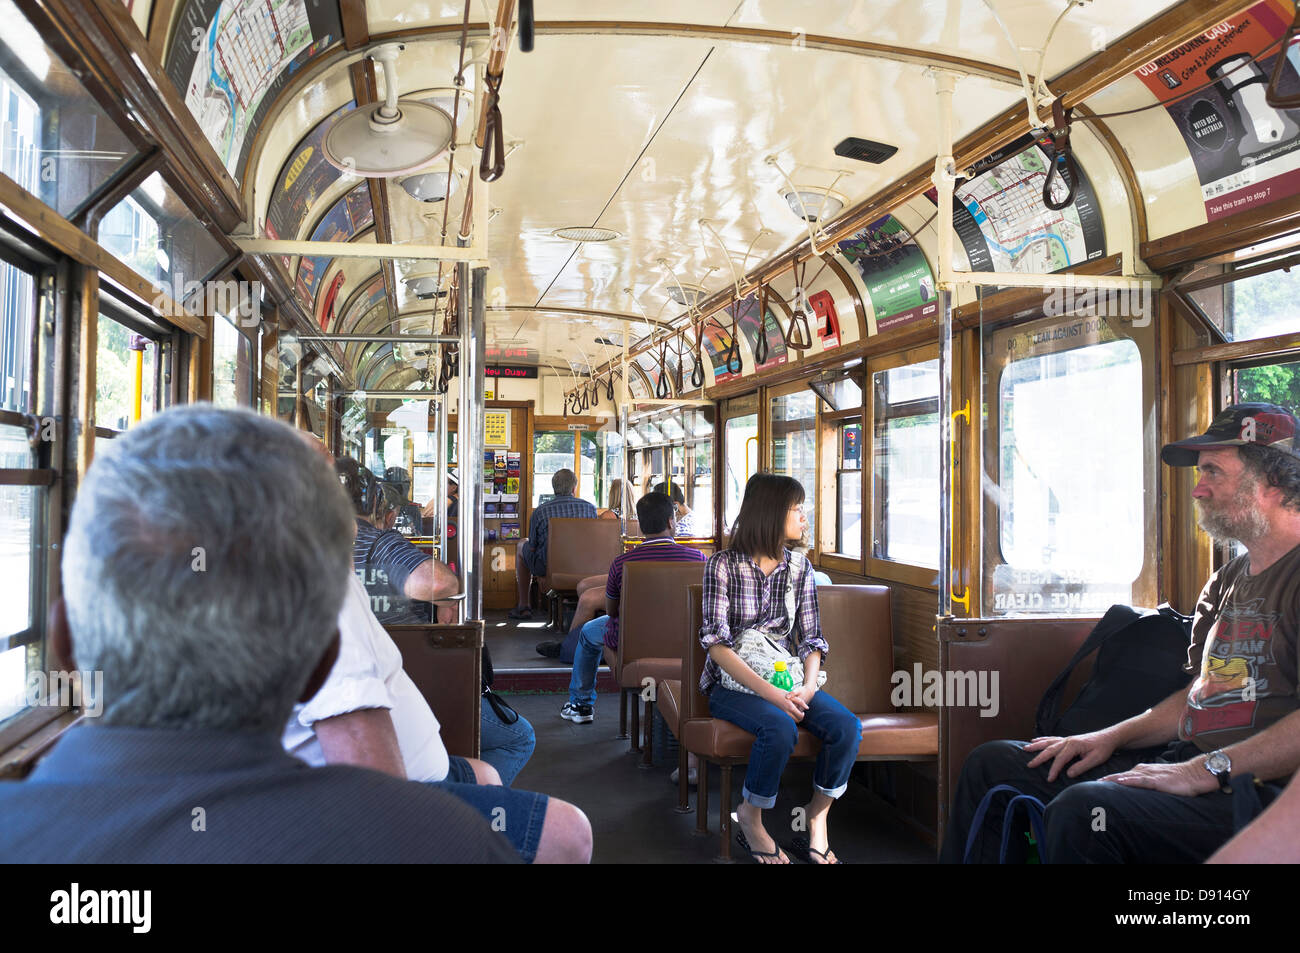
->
[619, 560, 706, 664]
[548, 517, 623, 581]
[386, 622, 484, 759]
[684, 584, 710, 720]
[814, 584, 893, 714]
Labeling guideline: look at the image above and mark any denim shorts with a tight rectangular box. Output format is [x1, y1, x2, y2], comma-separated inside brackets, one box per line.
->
[444, 755, 477, 784]
[432, 778, 549, 863]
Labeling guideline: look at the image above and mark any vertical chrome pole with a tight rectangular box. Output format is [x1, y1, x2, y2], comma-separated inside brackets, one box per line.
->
[464, 265, 487, 621]
[437, 394, 449, 578]
[457, 263, 475, 620]
[932, 69, 958, 620]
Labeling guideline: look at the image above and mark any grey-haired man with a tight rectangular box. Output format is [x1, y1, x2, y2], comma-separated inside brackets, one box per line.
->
[0, 406, 518, 863]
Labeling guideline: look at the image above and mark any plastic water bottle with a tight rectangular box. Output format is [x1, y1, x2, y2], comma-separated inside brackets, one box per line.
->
[770, 661, 795, 692]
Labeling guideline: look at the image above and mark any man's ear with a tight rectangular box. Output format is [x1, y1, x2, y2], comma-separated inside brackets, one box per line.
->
[49, 599, 74, 671]
[299, 631, 340, 703]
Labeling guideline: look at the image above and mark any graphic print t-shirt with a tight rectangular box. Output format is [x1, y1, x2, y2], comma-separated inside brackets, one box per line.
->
[1179, 543, 1300, 751]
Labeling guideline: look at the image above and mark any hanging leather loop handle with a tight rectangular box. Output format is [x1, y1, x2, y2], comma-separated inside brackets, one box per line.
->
[690, 323, 705, 389]
[673, 332, 685, 392]
[1268, 8, 1300, 108]
[605, 373, 616, 402]
[1043, 98, 1078, 211]
[785, 264, 813, 350]
[754, 287, 770, 365]
[480, 73, 506, 182]
[518, 0, 535, 53]
[724, 303, 743, 375]
[655, 343, 671, 398]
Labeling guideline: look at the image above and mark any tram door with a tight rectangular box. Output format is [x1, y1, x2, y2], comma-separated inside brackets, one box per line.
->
[719, 394, 759, 540]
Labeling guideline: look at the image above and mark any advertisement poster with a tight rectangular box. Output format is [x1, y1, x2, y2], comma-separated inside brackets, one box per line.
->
[700, 293, 787, 384]
[265, 101, 355, 274]
[335, 275, 386, 334]
[944, 133, 1107, 274]
[836, 214, 938, 334]
[164, 0, 341, 179]
[1133, 0, 1300, 222]
[297, 186, 375, 320]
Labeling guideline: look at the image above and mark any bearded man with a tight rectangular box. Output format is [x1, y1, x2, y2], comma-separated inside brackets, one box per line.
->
[940, 403, 1300, 863]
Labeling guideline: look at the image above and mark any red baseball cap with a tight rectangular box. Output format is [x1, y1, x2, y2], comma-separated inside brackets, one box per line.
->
[1161, 403, 1300, 467]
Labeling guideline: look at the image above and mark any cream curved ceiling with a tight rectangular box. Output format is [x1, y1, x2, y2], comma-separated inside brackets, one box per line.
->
[161, 0, 1196, 387]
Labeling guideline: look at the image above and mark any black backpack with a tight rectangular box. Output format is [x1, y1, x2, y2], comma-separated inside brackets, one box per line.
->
[1035, 604, 1194, 737]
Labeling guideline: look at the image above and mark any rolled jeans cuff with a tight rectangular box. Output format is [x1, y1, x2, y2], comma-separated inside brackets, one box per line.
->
[814, 780, 848, 800]
[742, 785, 777, 809]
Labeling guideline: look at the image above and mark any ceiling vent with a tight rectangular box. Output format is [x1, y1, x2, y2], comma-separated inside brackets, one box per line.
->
[833, 136, 899, 164]
[552, 226, 620, 242]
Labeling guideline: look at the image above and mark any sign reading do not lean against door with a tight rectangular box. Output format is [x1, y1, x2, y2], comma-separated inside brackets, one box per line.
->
[485, 410, 512, 447]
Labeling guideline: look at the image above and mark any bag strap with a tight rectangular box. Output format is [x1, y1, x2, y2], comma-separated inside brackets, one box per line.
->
[998, 794, 1049, 864]
[1035, 604, 1141, 736]
[963, 784, 1025, 863]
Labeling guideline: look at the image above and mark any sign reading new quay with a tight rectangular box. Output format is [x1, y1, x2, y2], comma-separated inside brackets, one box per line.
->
[485, 365, 538, 379]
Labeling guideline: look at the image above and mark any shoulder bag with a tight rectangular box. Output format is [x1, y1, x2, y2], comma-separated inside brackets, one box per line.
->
[718, 560, 828, 695]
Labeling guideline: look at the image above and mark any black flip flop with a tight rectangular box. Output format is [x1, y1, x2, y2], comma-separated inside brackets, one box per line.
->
[787, 834, 842, 865]
[735, 828, 789, 864]
[508, 607, 533, 620]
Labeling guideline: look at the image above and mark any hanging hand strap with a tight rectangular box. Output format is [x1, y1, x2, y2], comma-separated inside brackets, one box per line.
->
[1042, 98, 1078, 211]
[480, 73, 506, 182]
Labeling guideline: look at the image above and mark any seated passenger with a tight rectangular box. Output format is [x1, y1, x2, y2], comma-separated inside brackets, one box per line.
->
[0, 406, 518, 863]
[561, 492, 706, 724]
[383, 465, 425, 537]
[338, 457, 537, 788]
[653, 480, 695, 536]
[597, 478, 628, 520]
[511, 468, 597, 620]
[700, 473, 861, 865]
[940, 403, 1300, 864]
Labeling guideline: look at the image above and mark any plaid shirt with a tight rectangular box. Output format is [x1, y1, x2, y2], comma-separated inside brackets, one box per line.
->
[526, 493, 597, 575]
[698, 548, 828, 695]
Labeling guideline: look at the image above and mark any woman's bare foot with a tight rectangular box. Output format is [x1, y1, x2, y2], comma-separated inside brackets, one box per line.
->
[804, 800, 839, 864]
[735, 801, 788, 864]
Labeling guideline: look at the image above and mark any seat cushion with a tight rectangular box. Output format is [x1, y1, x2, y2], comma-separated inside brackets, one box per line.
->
[621, 657, 682, 689]
[656, 679, 682, 734]
[681, 718, 822, 760]
[681, 711, 940, 760]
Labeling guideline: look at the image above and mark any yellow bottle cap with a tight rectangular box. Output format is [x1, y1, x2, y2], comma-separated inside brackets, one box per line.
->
[773, 661, 787, 671]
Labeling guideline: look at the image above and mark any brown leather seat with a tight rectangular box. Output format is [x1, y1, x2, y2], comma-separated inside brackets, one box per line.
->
[679, 583, 939, 860]
[385, 622, 485, 759]
[545, 517, 623, 629]
[611, 559, 705, 758]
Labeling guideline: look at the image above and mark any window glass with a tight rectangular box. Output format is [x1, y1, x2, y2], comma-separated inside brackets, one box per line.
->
[873, 361, 938, 568]
[0, 0, 140, 217]
[579, 431, 600, 505]
[769, 391, 817, 525]
[96, 313, 156, 430]
[723, 413, 758, 532]
[830, 378, 862, 412]
[994, 338, 1143, 611]
[99, 172, 226, 295]
[836, 421, 863, 558]
[0, 422, 39, 724]
[0, 257, 35, 413]
[1188, 256, 1300, 344]
[691, 438, 713, 537]
[212, 313, 253, 408]
[533, 431, 574, 507]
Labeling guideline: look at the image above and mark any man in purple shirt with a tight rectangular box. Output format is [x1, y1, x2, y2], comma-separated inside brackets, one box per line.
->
[560, 492, 705, 723]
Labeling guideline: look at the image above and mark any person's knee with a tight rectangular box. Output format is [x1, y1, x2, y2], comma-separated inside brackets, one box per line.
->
[757, 713, 799, 753]
[466, 758, 502, 786]
[1043, 782, 1107, 863]
[533, 798, 593, 864]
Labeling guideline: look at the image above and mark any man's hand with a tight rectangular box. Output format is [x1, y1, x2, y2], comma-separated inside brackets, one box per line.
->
[1024, 728, 1122, 782]
[1100, 759, 1217, 797]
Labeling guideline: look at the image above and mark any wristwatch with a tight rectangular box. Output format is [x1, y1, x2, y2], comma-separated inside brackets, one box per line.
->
[1204, 749, 1233, 794]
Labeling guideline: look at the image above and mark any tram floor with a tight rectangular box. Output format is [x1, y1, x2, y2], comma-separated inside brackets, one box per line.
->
[503, 690, 937, 864]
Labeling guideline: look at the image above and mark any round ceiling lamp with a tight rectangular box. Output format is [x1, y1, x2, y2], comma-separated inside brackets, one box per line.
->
[401, 169, 460, 202]
[783, 189, 845, 223]
[322, 44, 455, 178]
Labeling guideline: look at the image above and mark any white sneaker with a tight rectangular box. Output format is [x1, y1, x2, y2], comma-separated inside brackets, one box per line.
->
[560, 702, 594, 724]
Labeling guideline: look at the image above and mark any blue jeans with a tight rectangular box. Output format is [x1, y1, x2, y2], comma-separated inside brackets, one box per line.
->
[479, 700, 536, 787]
[568, 616, 610, 707]
[708, 686, 862, 809]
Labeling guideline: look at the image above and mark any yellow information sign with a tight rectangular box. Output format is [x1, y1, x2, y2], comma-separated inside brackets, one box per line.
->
[484, 409, 511, 447]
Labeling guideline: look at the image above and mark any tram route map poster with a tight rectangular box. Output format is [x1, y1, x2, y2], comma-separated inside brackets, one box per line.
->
[1133, 0, 1300, 222]
[700, 293, 787, 384]
[836, 214, 938, 334]
[265, 102, 356, 274]
[926, 133, 1105, 274]
[164, 0, 341, 180]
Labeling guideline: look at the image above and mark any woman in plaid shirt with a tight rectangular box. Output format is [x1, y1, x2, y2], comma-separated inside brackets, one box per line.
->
[700, 474, 862, 864]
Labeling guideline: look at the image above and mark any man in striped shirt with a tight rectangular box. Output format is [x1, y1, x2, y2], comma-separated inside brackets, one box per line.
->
[512, 468, 598, 620]
[561, 492, 705, 724]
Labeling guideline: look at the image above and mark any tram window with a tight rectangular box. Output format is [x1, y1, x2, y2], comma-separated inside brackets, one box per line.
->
[1225, 357, 1300, 558]
[872, 360, 939, 569]
[996, 338, 1143, 605]
[836, 421, 863, 559]
[98, 172, 226, 294]
[211, 313, 254, 408]
[769, 391, 817, 531]
[723, 413, 758, 532]
[0, 257, 35, 414]
[1185, 255, 1300, 344]
[96, 313, 156, 430]
[579, 430, 600, 504]
[0, 0, 139, 217]
[533, 430, 574, 506]
[0, 419, 41, 724]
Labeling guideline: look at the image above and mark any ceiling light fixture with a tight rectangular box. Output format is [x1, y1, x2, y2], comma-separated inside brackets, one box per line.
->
[400, 169, 460, 202]
[782, 189, 845, 223]
[552, 226, 621, 242]
[404, 275, 448, 300]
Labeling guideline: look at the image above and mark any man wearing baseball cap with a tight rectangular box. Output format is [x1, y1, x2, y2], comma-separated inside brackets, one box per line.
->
[942, 402, 1300, 863]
